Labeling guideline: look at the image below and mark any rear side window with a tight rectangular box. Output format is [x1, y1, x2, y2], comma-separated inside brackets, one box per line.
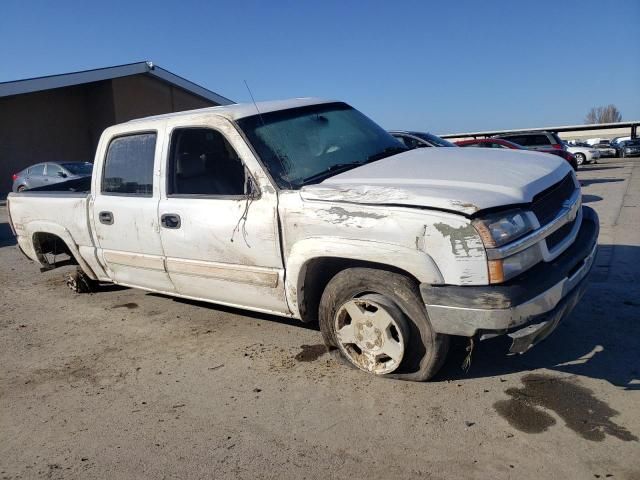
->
[102, 133, 156, 196]
[28, 164, 45, 175]
[550, 133, 564, 145]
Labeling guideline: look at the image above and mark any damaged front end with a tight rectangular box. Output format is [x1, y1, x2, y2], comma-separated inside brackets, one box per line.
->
[421, 206, 599, 356]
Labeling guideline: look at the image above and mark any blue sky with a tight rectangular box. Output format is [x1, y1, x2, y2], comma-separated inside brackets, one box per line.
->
[1, 0, 638, 134]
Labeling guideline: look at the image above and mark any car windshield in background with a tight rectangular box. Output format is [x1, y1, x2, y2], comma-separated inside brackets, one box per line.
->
[236, 102, 407, 188]
[62, 163, 93, 175]
[413, 132, 456, 147]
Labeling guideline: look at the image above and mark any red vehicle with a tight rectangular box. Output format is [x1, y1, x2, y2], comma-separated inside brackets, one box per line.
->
[455, 138, 578, 170]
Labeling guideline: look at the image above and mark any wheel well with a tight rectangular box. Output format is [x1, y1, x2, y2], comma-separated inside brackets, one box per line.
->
[297, 257, 420, 323]
[32, 232, 77, 268]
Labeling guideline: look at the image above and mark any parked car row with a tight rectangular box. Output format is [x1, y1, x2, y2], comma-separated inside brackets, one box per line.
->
[568, 137, 638, 158]
[390, 130, 579, 170]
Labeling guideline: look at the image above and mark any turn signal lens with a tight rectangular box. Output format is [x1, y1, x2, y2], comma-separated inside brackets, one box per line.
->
[488, 260, 504, 284]
[488, 245, 543, 284]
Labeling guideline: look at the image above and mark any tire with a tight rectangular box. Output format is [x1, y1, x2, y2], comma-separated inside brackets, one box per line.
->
[319, 267, 450, 381]
[17, 185, 26, 192]
[574, 153, 585, 166]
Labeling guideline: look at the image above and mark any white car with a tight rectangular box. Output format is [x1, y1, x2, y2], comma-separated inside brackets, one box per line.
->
[566, 145, 600, 165]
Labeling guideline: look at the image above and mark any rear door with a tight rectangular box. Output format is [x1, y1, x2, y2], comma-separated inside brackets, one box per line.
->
[91, 128, 175, 292]
[157, 116, 288, 314]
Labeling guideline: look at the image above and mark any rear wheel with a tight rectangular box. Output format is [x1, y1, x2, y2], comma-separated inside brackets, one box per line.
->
[319, 268, 449, 381]
[574, 153, 585, 165]
[16, 185, 26, 192]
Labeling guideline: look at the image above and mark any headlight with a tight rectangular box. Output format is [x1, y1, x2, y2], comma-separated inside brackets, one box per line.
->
[472, 209, 535, 248]
[473, 209, 540, 284]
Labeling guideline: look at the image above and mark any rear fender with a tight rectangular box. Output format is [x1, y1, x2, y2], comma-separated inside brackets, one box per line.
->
[21, 221, 99, 280]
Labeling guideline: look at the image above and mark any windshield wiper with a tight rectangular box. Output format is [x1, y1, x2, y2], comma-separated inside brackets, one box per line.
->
[301, 162, 365, 185]
[366, 146, 409, 163]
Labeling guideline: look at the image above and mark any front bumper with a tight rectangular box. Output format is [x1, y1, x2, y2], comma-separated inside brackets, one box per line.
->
[421, 206, 599, 353]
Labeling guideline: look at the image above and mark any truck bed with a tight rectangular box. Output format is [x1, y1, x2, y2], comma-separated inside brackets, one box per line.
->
[7, 191, 94, 266]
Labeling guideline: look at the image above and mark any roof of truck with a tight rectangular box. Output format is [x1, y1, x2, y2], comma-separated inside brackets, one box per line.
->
[125, 97, 337, 124]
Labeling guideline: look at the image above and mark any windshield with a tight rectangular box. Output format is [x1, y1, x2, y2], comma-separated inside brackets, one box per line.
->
[236, 102, 407, 188]
[412, 132, 457, 147]
[62, 162, 93, 175]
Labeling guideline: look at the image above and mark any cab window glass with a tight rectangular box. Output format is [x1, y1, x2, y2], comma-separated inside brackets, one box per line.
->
[168, 128, 247, 196]
[102, 133, 156, 196]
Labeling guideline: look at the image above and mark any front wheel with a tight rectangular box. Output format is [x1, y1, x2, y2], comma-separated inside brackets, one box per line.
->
[319, 268, 449, 381]
[574, 153, 585, 165]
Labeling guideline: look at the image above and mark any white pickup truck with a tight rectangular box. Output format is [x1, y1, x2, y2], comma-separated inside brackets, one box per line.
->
[7, 98, 599, 381]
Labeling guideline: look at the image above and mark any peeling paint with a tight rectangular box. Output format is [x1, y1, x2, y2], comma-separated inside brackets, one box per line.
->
[326, 207, 386, 220]
[434, 222, 483, 257]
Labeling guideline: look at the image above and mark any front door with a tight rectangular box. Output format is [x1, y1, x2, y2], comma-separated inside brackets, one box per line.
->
[158, 122, 288, 314]
[92, 130, 175, 293]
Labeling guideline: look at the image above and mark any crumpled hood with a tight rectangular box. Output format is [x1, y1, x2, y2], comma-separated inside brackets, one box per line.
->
[300, 148, 571, 215]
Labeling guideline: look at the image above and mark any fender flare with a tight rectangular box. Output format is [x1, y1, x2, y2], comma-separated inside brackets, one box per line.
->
[284, 236, 443, 318]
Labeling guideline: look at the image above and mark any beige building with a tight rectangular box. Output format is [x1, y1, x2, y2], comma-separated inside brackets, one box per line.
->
[0, 62, 232, 195]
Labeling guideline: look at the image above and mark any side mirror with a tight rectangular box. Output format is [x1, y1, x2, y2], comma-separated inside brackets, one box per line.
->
[57, 171, 67, 178]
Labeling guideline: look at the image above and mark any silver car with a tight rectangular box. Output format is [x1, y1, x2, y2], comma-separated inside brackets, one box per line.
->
[12, 162, 93, 192]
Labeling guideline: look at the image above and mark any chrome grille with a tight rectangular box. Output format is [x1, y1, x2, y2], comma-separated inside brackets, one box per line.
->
[546, 216, 577, 250]
[531, 174, 576, 226]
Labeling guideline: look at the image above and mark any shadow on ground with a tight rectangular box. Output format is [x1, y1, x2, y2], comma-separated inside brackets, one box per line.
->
[0, 222, 17, 247]
[582, 194, 603, 204]
[580, 178, 625, 187]
[580, 165, 623, 172]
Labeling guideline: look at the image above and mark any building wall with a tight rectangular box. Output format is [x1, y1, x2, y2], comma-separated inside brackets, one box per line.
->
[0, 74, 218, 195]
[0, 84, 102, 194]
[111, 75, 213, 123]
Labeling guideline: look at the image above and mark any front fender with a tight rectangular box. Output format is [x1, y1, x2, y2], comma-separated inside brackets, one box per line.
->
[284, 236, 444, 318]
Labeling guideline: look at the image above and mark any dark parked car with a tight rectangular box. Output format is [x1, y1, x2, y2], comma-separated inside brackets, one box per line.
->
[457, 137, 578, 170]
[494, 131, 565, 151]
[492, 131, 577, 170]
[618, 139, 640, 158]
[389, 130, 457, 148]
[12, 162, 93, 192]
[455, 138, 524, 149]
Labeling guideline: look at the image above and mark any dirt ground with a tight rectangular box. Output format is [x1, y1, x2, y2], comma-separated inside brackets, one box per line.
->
[1, 157, 639, 479]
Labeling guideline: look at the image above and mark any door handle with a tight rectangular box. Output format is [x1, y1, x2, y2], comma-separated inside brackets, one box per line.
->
[99, 211, 114, 225]
[161, 213, 181, 229]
